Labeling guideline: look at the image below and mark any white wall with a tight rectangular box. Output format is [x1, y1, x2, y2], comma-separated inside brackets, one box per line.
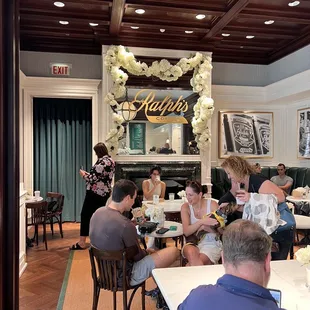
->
[20, 44, 310, 87]
[211, 70, 310, 168]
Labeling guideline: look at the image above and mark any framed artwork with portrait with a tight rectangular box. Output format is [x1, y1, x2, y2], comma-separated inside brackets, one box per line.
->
[218, 111, 273, 158]
[298, 108, 310, 159]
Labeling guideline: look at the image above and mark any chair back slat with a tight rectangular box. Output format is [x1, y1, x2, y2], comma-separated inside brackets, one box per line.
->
[46, 192, 64, 212]
[26, 201, 48, 225]
[89, 246, 129, 291]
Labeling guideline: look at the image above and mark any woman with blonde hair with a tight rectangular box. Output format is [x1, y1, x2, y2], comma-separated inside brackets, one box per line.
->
[219, 155, 295, 260]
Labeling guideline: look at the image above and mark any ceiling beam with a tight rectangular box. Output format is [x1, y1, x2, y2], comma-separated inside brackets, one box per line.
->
[202, 0, 250, 40]
[268, 25, 310, 63]
[127, 3, 225, 16]
[121, 21, 208, 33]
[238, 13, 310, 24]
[109, 0, 126, 35]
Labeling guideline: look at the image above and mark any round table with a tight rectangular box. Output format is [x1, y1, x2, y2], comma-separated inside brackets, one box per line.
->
[286, 196, 310, 204]
[147, 220, 183, 238]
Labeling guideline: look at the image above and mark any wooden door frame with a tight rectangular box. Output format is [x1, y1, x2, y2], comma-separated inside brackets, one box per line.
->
[0, 0, 20, 309]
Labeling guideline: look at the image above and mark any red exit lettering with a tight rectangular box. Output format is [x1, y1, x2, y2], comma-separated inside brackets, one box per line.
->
[51, 64, 70, 76]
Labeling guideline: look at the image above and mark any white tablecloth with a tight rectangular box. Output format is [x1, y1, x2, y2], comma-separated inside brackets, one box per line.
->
[143, 200, 183, 213]
[152, 260, 310, 310]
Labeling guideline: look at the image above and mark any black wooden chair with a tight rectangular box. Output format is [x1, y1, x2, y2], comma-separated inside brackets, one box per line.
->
[89, 245, 146, 310]
[26, 200, 48, 250]
[46, 192, 64, 238]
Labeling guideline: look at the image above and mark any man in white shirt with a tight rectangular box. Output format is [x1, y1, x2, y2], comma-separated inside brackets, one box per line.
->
[270, 163, 293, 195]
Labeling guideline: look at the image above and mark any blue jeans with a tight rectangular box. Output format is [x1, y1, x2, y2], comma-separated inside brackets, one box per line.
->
[270, 202, 295, 260]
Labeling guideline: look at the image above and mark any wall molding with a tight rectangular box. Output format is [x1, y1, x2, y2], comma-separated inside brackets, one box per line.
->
[21, 74, 101, 190]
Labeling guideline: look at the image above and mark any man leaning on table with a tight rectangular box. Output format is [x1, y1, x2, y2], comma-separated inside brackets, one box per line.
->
[178, 219, 284, 310]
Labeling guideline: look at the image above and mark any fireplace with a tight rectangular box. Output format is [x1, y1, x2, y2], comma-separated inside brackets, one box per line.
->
[115, 161, 201, 199]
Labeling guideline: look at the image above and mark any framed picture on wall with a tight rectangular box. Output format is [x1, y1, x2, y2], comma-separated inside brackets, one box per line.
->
[218, 111, 273, 158]
[297, 108, 310, 159]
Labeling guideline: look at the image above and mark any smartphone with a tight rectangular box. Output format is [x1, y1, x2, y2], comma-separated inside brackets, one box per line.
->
[268, 288, 281, 307]
[156, 228, 170, 235]
[169, 225, 177, 231]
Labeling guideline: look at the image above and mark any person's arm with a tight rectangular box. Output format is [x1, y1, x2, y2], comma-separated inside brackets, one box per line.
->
[259, 180, 286, 203]
[278, 181, 293, 191]
[123, 222, 147, 262]
[181, 203, 217, 236]
[236, 179, 285, 204]
[160, 181, 166, 199]
[142, 179, 160, 200]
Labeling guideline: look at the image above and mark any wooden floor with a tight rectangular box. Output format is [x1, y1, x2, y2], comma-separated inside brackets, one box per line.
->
[19, 223, 81, 310]
[19, 222, 303, 310]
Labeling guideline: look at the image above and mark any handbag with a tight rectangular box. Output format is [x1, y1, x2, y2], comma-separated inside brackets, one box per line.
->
[138, 221, 157, 234]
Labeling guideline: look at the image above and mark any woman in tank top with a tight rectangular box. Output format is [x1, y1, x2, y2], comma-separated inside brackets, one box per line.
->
[181, 181, 223, 266]
[142, 166, 166, 201]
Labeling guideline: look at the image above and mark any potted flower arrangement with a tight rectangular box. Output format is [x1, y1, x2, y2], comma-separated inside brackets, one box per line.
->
[295, 245, 310, 287]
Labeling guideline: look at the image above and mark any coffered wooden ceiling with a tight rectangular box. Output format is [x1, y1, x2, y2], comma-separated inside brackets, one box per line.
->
[20, 0, 310, 65]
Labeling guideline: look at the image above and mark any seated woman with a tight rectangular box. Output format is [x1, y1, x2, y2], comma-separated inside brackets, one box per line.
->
[142, 166, 166, 201]
[181, 181, 222, 266]
[142, 166, 166, 249]
[219, 155, 295, 260]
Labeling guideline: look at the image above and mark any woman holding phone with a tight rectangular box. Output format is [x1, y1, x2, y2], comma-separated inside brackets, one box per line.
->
[219, 155, 295, 260]
[70, 142, 115, 250]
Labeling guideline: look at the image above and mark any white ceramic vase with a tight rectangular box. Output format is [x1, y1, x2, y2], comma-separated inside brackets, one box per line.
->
[306, 266, 310, 288]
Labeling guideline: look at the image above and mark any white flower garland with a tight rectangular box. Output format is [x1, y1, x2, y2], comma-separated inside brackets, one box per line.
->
[104, 45, 213, 154]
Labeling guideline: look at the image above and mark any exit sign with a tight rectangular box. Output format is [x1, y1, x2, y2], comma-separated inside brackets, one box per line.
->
[50, 63, 71, 76]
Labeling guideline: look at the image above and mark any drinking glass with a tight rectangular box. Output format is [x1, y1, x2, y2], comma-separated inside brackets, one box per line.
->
[236, 183, 245, 205]
[169, 193, 174, 201]
[153, 194, 159, 205]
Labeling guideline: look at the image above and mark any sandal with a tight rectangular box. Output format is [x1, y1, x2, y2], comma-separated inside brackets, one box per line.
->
[70, 242, 86, 250]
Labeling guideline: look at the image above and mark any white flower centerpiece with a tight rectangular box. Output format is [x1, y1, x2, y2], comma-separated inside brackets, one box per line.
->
[145, 204, 165, 227]
[178, 190, 187, 202]
[295, 245, 310, 287]
[104, 45, 213, 154]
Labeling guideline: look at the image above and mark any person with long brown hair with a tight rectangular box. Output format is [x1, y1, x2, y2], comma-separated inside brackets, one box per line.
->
[219, 155, 295, 260]
[181, 181, 222, 266]
[70, 142, 115, 250]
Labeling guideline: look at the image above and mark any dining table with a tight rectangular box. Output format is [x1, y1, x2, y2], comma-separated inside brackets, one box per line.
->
[152, 260, 310, 310]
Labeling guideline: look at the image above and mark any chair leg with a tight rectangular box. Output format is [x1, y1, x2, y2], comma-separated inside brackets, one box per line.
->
[92, 285, 100, 310]
[59, 214, 64, 238]
[50, 218, 54, 236]
[35, 225, 39, 246]
[113, 291, 117, 310]
[43, 223, 48, 250]
[123, 289, 127, 310]
[141, 282, 146, 310]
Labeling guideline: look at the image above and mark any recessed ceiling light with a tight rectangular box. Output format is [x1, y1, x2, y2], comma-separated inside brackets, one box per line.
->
[135, 9, 145, 14]
[185, 30, 193, 34]
[131, 26, 139, 29]
[196, 14, 206, 20]
[160, 29, 166, 33]
[264, 20, 275, 25]
[89, 23, 99, 27]
[246, 35, 255, 39]
[240, 46, 244, 48]
[59, 21, 69, 25]
[288, 1, 300, 6]
[222, 33, 230, 37]
[54, 2, 65, 7]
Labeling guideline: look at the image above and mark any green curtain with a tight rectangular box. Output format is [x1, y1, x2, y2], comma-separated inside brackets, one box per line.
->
[33, 98, 92, 222]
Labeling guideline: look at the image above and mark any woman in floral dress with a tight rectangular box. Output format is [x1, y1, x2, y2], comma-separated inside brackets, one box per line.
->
[70, 142, 115, 250]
